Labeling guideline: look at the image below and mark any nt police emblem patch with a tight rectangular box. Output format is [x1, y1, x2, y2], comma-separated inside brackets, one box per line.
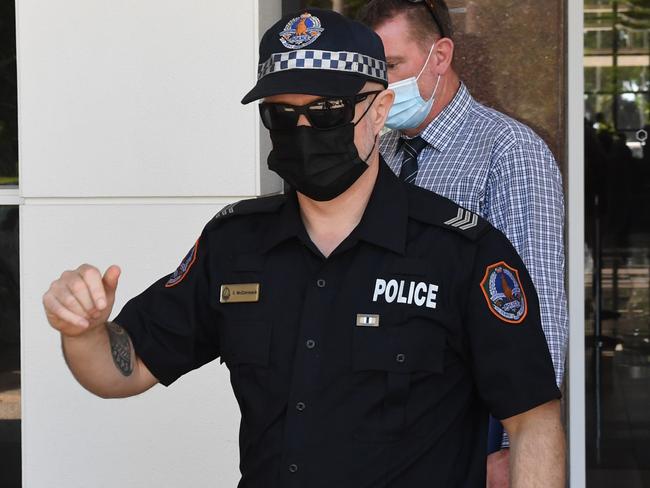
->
[165, 240, 199, 288]
[279, 12, 324, 50]
[480, 261, 528, 324]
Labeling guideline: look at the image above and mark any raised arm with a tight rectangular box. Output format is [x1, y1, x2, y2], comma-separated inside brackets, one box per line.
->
[43, 264, 158, 398]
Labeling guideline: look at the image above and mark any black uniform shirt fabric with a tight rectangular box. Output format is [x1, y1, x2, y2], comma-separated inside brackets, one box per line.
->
[115, 159, 560, 488]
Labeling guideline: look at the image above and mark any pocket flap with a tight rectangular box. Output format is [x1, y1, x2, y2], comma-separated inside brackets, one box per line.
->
[352, 325, 444, 373]
[220, 320, 271, 366]
[389, 258, 429, 277]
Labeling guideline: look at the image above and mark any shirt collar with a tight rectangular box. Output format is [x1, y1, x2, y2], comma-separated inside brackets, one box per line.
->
[261, 158, 408, 256]
[260, 191, 306, 253]
[347, 158, 407, 255]
[397, 82, 473, 154]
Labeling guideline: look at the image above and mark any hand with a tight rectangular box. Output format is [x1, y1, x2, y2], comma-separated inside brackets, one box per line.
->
[486, 448, 510, 488]
[43, 264, 121, 337]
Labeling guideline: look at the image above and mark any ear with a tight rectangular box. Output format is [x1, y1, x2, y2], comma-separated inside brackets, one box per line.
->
[369, 89, 395, 133]
[431, 37, 454, 75]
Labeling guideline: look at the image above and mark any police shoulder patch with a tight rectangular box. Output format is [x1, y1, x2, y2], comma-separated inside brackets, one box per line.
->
[165, 240, 199, 288]
[480, 261, 528, 324]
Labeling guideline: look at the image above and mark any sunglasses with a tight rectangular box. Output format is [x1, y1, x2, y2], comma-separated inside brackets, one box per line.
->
[259, 91, 382, 130]
[406, 0, 449, 39]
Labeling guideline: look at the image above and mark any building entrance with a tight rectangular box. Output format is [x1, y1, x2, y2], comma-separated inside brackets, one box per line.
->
[585, 2, 650, 486]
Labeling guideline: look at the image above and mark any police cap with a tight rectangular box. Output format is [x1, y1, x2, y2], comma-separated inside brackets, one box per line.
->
[241, 8, 388, 104]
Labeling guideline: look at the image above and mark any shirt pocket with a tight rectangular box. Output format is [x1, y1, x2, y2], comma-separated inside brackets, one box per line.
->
[351, 318, 445, 442]
[219, 320, 272, 368]
[219, 320, 274, 441]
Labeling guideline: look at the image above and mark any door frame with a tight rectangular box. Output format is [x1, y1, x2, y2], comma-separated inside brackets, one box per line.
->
[567, 0, 586, 486]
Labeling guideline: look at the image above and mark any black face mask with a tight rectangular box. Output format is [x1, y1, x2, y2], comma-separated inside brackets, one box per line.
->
[267, 122, 377, 202]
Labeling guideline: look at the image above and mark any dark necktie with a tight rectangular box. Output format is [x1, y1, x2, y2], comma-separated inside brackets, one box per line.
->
[399, 136, 428, 184]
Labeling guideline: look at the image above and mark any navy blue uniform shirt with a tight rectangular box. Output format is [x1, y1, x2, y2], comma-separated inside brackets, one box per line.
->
[115, 159, 560, 488]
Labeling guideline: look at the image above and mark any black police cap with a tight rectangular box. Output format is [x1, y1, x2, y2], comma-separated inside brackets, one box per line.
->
[241, 8, 388, 104]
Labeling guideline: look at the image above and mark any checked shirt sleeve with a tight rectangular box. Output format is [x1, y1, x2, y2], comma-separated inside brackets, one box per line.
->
[483, 135, 568, 390]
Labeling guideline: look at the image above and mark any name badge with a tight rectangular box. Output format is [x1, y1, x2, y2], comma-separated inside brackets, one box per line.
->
[220, 283, 260, 303]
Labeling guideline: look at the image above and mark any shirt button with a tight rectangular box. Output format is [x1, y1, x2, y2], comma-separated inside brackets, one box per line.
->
[288, 464, 299, 474]
[396, 353, 406, 363]
[296, 402, 306, 412]
[317, 279, 326, 288]
[306, 339, 316, 349]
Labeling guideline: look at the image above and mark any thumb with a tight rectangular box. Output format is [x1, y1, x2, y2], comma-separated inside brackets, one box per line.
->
[102, 265, 121, 296]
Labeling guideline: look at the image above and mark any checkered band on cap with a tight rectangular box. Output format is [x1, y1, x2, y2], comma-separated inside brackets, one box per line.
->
[258, 50, 388, 84]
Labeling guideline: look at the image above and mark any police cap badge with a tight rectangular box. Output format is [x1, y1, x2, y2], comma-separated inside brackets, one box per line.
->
[279, 13, 325, 50]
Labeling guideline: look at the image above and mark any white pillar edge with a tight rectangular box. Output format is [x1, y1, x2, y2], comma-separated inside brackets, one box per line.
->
[0, 195, 22, 205]
[567, 0, 586, 486]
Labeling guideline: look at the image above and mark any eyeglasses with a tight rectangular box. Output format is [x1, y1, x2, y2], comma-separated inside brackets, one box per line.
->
[259, 91, 382, 130]
[406, 0, 448, 39]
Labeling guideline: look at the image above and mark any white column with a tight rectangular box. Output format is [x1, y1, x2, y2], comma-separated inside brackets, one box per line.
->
[17, 1, 282, 487]
[567, 0, 586, 486]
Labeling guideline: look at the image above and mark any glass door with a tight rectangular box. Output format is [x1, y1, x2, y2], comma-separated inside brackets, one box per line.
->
[0, 0, 20, 486]
[585, 1, 650, 486]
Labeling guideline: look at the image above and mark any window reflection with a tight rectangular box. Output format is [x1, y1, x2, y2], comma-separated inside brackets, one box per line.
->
[585, 1, 650, 486]
[0, 1, 18, 185]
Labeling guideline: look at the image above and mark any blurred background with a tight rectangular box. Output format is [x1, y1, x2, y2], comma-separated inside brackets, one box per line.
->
[584, 1, 650, 487]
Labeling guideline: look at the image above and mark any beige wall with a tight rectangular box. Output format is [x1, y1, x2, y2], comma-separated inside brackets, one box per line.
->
[292, 0, 567, 172]
[449, 0, 566, 173]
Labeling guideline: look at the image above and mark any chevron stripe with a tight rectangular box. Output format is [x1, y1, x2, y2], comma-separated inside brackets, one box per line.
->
[459, 213, 478, 230]
[445, 208, 478, 231]
[444, 208, 465, 226]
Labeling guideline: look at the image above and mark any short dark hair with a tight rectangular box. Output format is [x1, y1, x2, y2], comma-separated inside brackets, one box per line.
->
[357, 0, 453, 47]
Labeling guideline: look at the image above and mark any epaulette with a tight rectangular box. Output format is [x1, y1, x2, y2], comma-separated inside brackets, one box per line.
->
[407, 186, 490, 241]
[206, 194, 286, 229]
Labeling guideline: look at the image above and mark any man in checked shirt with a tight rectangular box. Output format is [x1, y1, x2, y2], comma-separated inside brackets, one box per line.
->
[359, 1, 568, 486]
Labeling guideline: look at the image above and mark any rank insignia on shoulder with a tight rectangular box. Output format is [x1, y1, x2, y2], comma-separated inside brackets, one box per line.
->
[165, 240, 199, 288]
[220, 283, 260, 303]
[480, 261, 528, 324]
[444, 207, 478, 231]
[216, 202, 239, 219]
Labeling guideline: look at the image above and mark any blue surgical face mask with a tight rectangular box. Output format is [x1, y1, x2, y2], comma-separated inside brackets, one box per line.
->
[385, 41, 441, 131]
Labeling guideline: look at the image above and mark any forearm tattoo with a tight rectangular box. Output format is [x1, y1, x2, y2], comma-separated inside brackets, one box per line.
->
[107, 322, 134, 377]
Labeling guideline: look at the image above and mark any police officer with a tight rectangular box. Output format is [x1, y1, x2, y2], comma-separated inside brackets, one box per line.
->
[42, 8, 564, 487]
